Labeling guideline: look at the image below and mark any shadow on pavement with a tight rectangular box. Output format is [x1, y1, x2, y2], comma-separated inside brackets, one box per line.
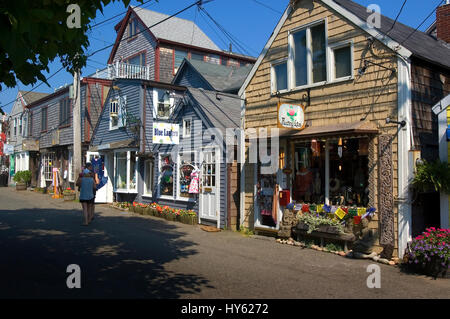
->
[0, 208, 213, 299]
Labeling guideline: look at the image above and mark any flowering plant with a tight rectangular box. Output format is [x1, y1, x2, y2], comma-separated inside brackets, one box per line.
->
[404, 227, 449, 277]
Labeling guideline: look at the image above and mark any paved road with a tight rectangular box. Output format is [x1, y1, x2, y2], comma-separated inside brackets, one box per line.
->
[0, 187, 448, 299]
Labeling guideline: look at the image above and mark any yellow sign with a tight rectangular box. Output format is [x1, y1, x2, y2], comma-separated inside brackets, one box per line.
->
[357, 207, 366, 216]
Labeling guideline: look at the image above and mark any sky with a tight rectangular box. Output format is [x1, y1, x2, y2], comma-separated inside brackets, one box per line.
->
[0, 0, 446, 114]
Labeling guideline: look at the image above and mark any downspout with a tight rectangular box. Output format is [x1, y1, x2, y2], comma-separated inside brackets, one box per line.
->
[240, 92, 246, 230]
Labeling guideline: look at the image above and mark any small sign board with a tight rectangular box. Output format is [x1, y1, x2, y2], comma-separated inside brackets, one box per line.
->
[3, 144, 14, 155]
[277, 103, 306, 130]
[153, 122, 179, 145]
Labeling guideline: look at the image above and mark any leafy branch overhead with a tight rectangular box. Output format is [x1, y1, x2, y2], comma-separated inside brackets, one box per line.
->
[0, 0, 140, 91]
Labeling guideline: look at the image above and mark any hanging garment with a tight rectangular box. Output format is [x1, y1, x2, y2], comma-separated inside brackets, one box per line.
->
[189, 170, 200, 194]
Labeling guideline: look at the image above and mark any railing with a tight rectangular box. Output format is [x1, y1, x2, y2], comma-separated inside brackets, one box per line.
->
[107, 62, 151, 80]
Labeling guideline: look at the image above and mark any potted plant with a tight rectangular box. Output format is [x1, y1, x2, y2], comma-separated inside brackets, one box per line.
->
[411, 160, 450, 194]
[63, 187, 76, 201]
[13, 170, 31, 191]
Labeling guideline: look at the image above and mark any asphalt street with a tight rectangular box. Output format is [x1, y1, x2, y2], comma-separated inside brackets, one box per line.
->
[0, 187, 448, 299]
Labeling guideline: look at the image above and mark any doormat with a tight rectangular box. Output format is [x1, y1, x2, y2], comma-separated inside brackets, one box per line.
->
[200, 225, 221, 232]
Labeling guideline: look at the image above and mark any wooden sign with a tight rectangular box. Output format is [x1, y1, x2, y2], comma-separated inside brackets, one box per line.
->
[277, 103, 306, 130]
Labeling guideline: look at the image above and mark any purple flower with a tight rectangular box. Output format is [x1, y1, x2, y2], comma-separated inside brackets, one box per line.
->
[414, 260, 418, 264]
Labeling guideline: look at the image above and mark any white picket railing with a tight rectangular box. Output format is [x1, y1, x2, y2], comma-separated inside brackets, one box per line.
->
[107, 62, 150, 80]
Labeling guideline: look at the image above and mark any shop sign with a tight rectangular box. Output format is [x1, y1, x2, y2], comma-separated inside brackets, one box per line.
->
[22, 139, 39, 151]
[277, 103, 306, 130]
[3, 144, 14, 155]
[153, 122, 179, 145]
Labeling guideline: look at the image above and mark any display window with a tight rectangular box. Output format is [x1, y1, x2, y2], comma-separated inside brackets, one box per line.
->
[178, 152, 197, 199]
[114, 150, 138, 192]
[159, 154, 174, 197]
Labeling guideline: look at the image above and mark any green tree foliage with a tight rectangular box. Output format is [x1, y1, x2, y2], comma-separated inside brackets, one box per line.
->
[0, 0, 138, 91]
[412, 160, 450, 194]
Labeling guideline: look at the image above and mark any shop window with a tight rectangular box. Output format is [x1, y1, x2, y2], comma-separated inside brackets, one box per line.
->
[290, 21, 327, 88]
[271, 60, 288, 93]
[256, 165, 277, 228]
[42, 152, 55, 181]
[159, 154, 174, 197]
[153, 89, 174, 119]
[178, 152, 196, 199]
[331, 43, 353, 80]
[114, 151, 137, 192]
[144, 160, 154, 196]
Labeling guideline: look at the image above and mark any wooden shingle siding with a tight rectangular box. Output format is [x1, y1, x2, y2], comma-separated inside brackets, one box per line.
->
[159, 46, 174, 83]
[243, 1, 402, 253]
[113, 12, 156, 80]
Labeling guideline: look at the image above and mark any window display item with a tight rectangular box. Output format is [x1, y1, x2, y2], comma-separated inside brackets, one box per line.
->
[189, 169, 200, 194]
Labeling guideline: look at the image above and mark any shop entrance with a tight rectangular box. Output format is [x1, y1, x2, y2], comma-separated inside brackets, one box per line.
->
[199, 149, 219, 222]
[86, 151, 108, 203]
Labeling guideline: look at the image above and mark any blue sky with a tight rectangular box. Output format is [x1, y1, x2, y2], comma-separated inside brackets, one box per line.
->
[0, 0, 445, 113]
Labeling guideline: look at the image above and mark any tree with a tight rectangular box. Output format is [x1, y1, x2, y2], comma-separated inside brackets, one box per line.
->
[0, 0, 139, 92]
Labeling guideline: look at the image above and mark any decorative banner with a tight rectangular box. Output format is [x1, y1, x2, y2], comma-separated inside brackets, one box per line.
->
[277, 103, 306, 130]
[153, 122, 179, 145]
[334, 207, 347, 220]
[357, 207, 366, 216]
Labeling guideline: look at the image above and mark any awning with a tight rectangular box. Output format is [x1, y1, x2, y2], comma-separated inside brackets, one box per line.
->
[89, 139, 138, 152]
[278, 121, 378, 140]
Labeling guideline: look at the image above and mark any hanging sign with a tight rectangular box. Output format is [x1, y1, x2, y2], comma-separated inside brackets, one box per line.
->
[153, 122, 179, 145]
[3, 144, 14, 155]
[277, 103, 306, 130]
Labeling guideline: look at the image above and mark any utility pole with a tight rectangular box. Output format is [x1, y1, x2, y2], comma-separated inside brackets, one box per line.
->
[73, 69, 82, 199]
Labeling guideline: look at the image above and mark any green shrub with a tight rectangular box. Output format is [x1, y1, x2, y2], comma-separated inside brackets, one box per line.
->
[412, 160, 450, 194]
[13, 170, 32, 184]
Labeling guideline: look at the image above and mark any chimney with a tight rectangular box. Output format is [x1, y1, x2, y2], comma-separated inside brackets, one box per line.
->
[436, 1, 450, 43]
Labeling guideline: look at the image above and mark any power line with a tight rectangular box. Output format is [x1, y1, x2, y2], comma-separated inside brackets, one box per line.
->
[250, 0, 283, 15]
[197, 8, 229, 49]
[90, 0, 154, 29]
[386, 0, 407, 36]
[399, 0, 445, 45]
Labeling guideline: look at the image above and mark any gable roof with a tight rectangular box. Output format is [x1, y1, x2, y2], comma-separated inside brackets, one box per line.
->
[186, 87, 241, 133]
[132, 7, 220, 51]
[239, 0, 450, 96]
[173, 59, 254, 93]
[18, 91, 50, 106]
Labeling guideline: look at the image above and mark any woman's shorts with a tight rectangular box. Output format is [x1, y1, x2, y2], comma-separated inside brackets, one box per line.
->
[80, 198, 95, 204]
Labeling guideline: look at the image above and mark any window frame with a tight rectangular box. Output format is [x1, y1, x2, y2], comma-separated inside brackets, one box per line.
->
[59, 97, 71, 127]
[41, 106, 48, 132]
[328, 40, 354, 82]
[42, 152, 55, 181]
[270, 58, 289, 94]
[153, 89, 174, 120]
[128, 18, 137, 39]
[182, 117, 192, 138]
[287, 18, 329, 91]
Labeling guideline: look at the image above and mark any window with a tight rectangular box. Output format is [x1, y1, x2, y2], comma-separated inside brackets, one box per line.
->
[290, 21, 327, 88]
[190, 52, 204, 62]
[143, 160, 154, 196]
[183, 118, 191, 138]
[28, 112, 33, 137]
[178, 152, 196, 199]
[271, 60, 288, 93]
[221, 57, 228, 66]
[114, 150, 138, 192]
[126, 52, 145, 66]
[128, 19, 137, 38]
[13, 118, 17, 136]
[42, 152, 55, 181]
[159, 154, 174, 197]
[205, 54, 221, 65]
[41, 107, 48, 131]
[109, 97, 126, 130]
[22, 114, 27, 137]
[19, 117, 22, 136]
[174, 50, 188, 74]
[59, 98, 71, 126]
[153, 89, 174, 119]
[330, 43, 353, 80]
[228, 59, 240, 67]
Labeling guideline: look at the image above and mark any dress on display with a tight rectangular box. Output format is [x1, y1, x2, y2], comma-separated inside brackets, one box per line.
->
[189, 170, 200, 194]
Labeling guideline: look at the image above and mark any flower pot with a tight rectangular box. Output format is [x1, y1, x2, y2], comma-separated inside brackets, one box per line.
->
[16, 183, 27, 191]
[64, 193, 76, 201]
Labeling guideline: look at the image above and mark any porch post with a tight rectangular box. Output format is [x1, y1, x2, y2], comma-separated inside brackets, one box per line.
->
[325, 140, 330, 205]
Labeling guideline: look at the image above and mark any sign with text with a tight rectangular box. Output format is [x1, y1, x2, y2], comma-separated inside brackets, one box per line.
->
[277, 103, 306, 130]
[153, 122, 179, 145]
[3, 144, 13, 155]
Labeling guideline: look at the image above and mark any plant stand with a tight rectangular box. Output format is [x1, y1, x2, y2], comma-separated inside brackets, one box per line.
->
[294, 222, 355, 252]
[63, 193, 76, 201]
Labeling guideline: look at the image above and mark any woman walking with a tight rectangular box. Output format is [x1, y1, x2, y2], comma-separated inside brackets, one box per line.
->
[76, 164, 96, 226]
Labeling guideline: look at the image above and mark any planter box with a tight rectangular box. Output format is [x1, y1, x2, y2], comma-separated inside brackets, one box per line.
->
[63, 193, 76, 201]
[135, 207, 144, 215]
[180, 215, 198, 225]
[296, 222, 342, 235]
[16, 183, 27, 191]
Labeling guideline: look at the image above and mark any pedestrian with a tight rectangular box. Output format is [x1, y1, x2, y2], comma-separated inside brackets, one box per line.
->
[76, 164, 96, 226]
[85, 162, 99, 220]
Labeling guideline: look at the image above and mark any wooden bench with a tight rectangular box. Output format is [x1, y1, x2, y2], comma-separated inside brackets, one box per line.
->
[292, 222, 356, 252]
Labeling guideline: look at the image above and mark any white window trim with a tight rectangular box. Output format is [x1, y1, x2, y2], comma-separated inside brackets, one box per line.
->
[68, 151, 74, 182]
[158, 153, 175, 200]
[109, 99, 120, 131]
[176, 150, 197, 202]
[42, 152, 56, 182]
[287, 18, 329, 92]
[143, 159, 153, 197]
[328, 40, 354, 82]
[182, 117, 192, 138]
[153, 89, 174, 120]
[270, 58, 289, 95]
[113, 149, 138, 193]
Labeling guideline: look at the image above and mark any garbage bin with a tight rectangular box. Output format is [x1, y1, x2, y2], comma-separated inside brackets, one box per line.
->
[0, 173, 8, 187]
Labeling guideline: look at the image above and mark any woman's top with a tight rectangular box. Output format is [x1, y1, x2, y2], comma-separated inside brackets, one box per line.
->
[79, 175, 95, 201]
